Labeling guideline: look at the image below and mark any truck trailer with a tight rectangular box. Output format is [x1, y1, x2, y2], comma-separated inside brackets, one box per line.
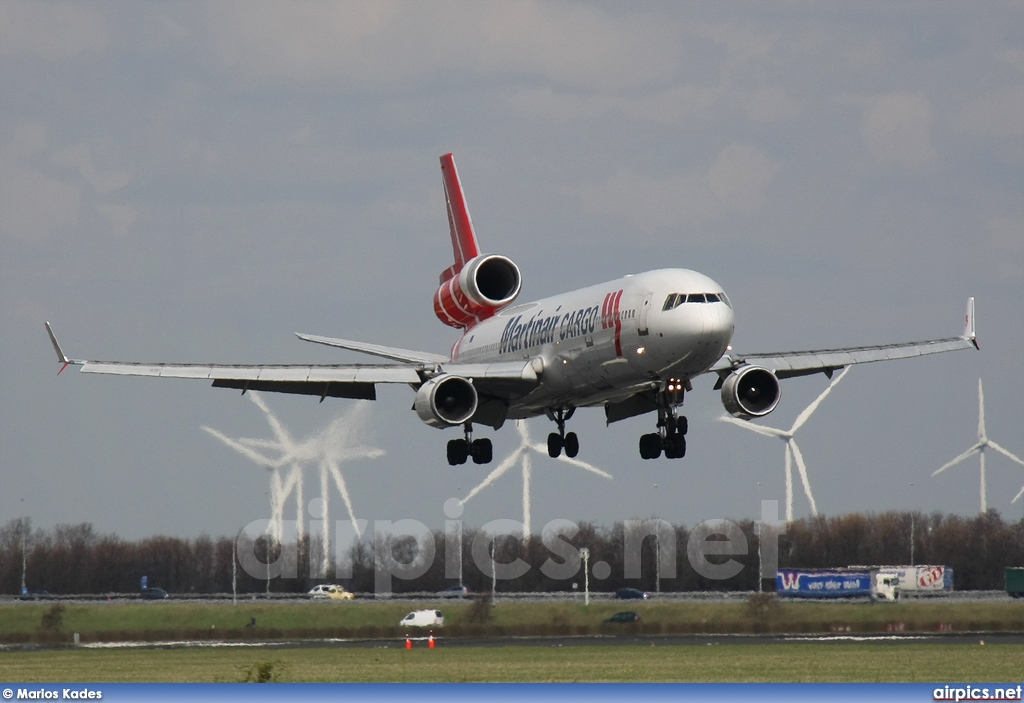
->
[850, 565, 954, 596]
[776, 569, 900, 601]
[1007, 567, 1024, 599]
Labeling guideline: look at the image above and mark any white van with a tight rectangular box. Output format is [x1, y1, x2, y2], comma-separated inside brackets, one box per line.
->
[400, 609, 444, 627]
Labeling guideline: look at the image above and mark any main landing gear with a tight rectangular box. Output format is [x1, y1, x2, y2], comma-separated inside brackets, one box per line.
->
[545, 407, 579, 458]
[639, 381, 688, 460]
[447, 423, 492, 466]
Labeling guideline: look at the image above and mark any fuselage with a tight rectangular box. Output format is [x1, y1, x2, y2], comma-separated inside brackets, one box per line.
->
[451, 268, 735, 416]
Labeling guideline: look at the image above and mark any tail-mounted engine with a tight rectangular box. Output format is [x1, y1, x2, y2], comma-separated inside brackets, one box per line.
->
[721, 365, 781, 419]
[414, 374, 478, 428]
[433, 254, 521, 329]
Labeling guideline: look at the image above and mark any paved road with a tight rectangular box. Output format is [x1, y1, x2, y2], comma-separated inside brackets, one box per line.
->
[5, 631, 1022, 653]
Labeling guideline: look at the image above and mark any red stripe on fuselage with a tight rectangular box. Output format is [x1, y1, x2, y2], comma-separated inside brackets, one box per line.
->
[612, 289, 623, 357]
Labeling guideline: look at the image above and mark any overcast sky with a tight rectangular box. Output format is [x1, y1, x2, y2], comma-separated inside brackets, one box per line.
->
[2, 1, 1022, 544]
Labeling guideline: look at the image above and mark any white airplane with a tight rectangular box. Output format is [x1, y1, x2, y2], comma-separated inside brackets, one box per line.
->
[47, 154, 978, 466]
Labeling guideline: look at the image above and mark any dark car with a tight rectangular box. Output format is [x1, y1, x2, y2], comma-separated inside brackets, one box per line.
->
[18, 589, 50, 601]
[605, 611, 642, 623]
[140, 587, 169, 600]
[615, 587, 648, 600]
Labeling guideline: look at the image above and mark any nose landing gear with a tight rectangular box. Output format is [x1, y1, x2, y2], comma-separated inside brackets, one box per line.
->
[447, 423, 493, 466]
[545, 407, 579, 458]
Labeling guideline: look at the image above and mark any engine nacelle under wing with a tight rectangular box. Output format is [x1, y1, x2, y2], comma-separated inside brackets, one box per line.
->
[414, 374, 478, 428]
[721, 365, 781, 419]
[434, 254, 521, 329]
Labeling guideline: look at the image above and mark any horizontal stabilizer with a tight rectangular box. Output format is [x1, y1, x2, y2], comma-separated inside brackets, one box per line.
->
[295, 333, 448, 365]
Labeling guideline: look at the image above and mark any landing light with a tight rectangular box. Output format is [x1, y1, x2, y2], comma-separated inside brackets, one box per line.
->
[636, 347, 645, 354]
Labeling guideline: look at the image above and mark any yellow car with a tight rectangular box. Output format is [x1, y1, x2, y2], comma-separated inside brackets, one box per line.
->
[308, 584, 355, 600]
[326, 586, 355, 601]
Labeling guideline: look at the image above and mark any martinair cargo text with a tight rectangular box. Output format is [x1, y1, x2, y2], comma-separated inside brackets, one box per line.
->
[47, 154, 978, 466]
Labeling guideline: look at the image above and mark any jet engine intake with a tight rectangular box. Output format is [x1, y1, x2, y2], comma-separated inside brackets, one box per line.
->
[721, 365, 781, 419]
[414, 374, 478, 428]
[434, 254, 521, 328]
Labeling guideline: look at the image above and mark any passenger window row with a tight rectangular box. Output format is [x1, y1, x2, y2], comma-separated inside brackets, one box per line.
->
[662, 292, 730, 310]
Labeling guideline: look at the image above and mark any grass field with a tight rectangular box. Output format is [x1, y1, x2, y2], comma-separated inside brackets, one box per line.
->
[2, 643, 1022, 682]
[1, 599, 1021, 644]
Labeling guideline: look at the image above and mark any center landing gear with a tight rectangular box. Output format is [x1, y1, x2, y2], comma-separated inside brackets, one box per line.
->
[545, 407, 579, 458]
[447, 423, 493, 466]
[639, 380, 688, 460]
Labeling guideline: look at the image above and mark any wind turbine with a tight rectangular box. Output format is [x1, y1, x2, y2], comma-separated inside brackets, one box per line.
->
[203, 393, 383, 571]
[203, 392, 304, 542]
[460, 420, 612, 541]
[720, 366, 851, 522]
[933, 379, 1024, 513]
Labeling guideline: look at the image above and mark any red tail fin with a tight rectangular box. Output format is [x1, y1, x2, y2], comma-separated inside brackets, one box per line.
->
[439, 153, 480, 284]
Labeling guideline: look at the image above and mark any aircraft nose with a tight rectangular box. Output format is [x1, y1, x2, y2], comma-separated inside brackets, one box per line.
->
[703, 302, 735, 348]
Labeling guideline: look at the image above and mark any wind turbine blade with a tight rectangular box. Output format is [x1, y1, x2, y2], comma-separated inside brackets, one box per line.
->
[555, 455, 613, 479]
[977, 378, 986, 441]
[789, 440, 819, 516]
[248, 391, 297, 449]
[202, 426, 280, 467]
[932, 444, 982, 476]
[326, 457, 362, 538]
[516, 420, 531, 443]
[279, 463, 301, 501]
[1012, 484, 1024, 504]
[719, 415, 788, 438]
[987, 441, 1024, 467]
[522, 453, 532, 542]
[784, 444, 794, 523]
[462, 448, 523, 503]
[791, 366, 850, 433]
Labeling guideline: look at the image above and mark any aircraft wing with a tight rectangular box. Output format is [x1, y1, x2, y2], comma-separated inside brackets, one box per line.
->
[47, 323, 422, 400]
[46, 323, 539, 404]
[710, 297, 978, 380]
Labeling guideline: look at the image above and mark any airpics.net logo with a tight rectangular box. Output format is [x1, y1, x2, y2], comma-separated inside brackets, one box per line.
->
[933, 684, 1023, 701]
[234, 498, 786, 593]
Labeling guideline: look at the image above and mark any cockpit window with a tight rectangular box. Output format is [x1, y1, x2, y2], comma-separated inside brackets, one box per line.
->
[663, 292, 730, 309]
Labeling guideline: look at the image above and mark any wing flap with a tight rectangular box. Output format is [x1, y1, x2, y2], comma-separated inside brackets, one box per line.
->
[79, 361, 423, 385]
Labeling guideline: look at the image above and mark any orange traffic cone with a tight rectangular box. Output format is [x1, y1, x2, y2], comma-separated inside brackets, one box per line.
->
[405, 635, 412, 649]
[428, 631, 435, 649]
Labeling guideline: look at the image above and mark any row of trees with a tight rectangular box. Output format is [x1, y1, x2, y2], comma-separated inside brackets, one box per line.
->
[1, 511, 1021, 595]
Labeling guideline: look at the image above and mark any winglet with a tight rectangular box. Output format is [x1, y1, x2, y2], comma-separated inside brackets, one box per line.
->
[963, 297, 978, 349]
[45, 322, 81, 374]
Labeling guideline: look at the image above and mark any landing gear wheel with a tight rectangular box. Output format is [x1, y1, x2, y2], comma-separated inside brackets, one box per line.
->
[547, 432, 564, 458]
[470, 438, 493, 465]
[663, 433, 686, 459]
[447, 439, 469, 466]
[564, 432, 580, 458]
[639, 433, 662, 460]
